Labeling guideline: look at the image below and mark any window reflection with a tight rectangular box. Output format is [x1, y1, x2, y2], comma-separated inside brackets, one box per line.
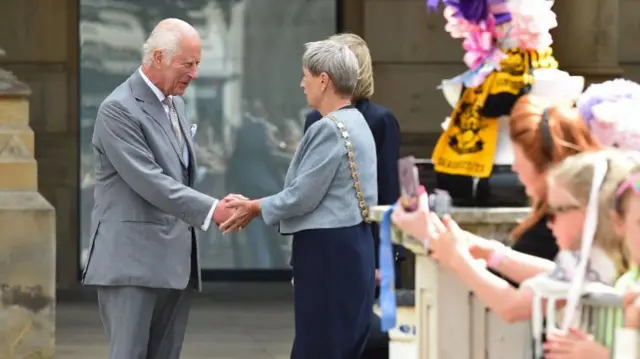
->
[79, 0, 336, 270]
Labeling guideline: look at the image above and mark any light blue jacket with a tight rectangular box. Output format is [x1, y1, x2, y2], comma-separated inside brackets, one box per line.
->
[260, 107, 378, 234]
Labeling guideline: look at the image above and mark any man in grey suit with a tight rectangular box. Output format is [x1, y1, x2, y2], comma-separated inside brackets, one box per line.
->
[82, 18, 234, 359]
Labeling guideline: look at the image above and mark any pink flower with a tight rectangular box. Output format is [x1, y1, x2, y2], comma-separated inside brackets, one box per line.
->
[460, 16, 505, 70]
[443, 6, 474, 38]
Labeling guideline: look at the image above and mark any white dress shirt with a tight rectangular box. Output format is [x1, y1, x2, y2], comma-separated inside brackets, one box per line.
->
[138, 68, 218, 231]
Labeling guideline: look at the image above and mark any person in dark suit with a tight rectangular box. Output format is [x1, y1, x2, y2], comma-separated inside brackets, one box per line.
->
[304, 33, 403, 280]
[303, 33, 402, 358]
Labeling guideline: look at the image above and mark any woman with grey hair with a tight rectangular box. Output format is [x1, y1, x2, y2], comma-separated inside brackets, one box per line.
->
[221, 40, 378, 358]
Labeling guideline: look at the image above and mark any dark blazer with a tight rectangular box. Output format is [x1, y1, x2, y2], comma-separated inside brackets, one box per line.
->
[304, 99, 404, 268]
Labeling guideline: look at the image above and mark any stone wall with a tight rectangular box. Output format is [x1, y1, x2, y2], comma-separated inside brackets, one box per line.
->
[0, 0, 79, 289]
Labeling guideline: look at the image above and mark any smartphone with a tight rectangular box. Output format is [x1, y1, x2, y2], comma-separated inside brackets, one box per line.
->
[398, 156, 420, 212]
[429, 189, 453, 218]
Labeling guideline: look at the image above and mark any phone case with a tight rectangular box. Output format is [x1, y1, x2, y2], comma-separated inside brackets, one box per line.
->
[398, 156, 420, 212]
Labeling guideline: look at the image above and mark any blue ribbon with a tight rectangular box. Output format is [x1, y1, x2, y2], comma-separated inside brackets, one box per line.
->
[439, 60, 500, 89]
[379, 204, 397, 332]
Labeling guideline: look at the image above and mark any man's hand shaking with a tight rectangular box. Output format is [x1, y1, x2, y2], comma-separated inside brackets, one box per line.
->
[212, 194, 248, 227]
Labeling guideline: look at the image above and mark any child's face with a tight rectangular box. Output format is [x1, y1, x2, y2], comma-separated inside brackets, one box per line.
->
[613, 195, 640, 264]
[547, 184, 585, 250]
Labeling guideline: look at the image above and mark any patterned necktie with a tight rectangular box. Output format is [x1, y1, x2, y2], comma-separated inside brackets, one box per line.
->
[162, 97, 184, 148]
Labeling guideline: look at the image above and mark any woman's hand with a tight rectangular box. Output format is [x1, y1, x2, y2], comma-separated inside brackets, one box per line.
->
[428, 214, 470, 270]
[467, 235, 503, 261]
[391, 193, 430, 240]
[220, 198, 261, 233]
[543, 328, 608, 359]
[623, 289, 640, 329]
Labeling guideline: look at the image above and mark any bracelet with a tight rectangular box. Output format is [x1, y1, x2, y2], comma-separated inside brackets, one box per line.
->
[487, 242, 507, 269]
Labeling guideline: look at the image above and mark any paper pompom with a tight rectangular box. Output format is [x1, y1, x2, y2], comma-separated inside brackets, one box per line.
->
[507, 0, 557, 50]
[577, 79, 640, 151]
[577, 79, 640, 126]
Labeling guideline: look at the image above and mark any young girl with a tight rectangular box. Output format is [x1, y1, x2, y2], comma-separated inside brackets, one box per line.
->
[394, 150, 631, 326]
[541, 78, 640, 359]
[545, 158, 640, 359]
[614, 168, 640, 336]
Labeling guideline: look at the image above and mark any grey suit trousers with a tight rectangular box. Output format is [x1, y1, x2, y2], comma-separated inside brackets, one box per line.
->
[97, 286, 192, 359]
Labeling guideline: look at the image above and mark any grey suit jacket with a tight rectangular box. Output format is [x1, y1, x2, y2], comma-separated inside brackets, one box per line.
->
[261, 107, 378, 234]
[82, 71, 215, 291]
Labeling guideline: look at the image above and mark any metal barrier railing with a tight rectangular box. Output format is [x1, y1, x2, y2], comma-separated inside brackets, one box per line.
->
[369, 205, 639, 358]
[535, 291, 639, 359]
[580, 292, 623, 349]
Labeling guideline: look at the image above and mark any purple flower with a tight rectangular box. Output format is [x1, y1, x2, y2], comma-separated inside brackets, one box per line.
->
[577, 79, 640, 126]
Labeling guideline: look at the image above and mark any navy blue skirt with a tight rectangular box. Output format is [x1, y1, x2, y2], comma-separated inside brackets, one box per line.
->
[290, 222, 376, 359]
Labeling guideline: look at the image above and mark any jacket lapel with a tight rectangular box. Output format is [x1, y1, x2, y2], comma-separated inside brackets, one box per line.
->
[129, 71, 184, 165]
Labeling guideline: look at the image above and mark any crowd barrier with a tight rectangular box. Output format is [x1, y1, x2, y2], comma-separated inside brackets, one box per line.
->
[370, 205, 639, 359]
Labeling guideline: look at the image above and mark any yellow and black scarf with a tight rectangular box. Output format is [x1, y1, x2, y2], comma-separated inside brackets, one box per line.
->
[432, 47, 558, 178]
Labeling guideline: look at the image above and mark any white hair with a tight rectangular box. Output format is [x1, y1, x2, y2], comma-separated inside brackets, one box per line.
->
[302, 40, 359, 96]
[141, 27, 182, 65]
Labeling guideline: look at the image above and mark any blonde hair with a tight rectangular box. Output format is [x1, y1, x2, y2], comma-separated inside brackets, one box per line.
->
[329, 33, 374, 99]
[614, 152, 640, 216]
[548, 149, 634, 276]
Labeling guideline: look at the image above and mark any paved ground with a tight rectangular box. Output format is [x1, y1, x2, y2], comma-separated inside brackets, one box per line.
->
[56, 284, 295, 359]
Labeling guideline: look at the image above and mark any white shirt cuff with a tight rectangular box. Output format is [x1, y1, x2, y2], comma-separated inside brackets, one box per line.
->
[201, 199, 219, 231]
[613, 327, 639, 359]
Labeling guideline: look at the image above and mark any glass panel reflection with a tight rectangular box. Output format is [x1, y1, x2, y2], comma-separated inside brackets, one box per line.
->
[79, 0, 336, 270]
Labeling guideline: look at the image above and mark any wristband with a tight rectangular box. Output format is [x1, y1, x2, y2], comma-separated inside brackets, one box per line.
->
[487, 242, 507, 269]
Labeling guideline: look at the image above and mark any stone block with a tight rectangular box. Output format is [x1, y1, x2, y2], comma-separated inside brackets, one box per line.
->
[1, 65, 71, 133]
[0, 75, 38, 192]
[0, 161, 38, 192]
[364, 0, 463, 63]
[399, 132, 439, 159]
[621, 64, 640, 84]
[34, 134, 77, 187]
[0, 60, 56, 358]
[0, 192, 56, 359]
[0, 99, 30, 128]
[0, 0, 70, 63]
[0, 126, 34, 158]
[38, 184, 78, 288]
[552, 0, 623, 83]
[619, 0, 640, 63]
[373, 63, 467, 133]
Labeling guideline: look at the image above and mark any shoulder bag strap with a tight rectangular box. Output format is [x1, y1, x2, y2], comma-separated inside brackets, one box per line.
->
[326, 114, 371, 223]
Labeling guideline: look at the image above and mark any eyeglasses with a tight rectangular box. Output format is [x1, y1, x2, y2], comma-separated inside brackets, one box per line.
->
[546, 204, 581, 221]
[614, 173, 640, 212]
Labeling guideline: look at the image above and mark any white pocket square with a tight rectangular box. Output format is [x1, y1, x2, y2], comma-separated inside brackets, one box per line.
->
[190, 124, 197, 138]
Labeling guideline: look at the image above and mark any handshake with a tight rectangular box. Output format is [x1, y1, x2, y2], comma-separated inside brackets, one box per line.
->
[212, 193, 260, 233]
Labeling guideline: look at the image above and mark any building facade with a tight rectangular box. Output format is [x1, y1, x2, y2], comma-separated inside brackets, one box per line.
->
[0, 0, 638, 289]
